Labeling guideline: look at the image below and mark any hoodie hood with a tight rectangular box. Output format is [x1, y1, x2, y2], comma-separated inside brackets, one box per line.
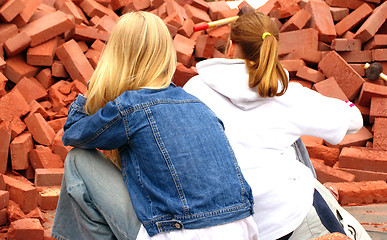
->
[196, 58, 271, 110]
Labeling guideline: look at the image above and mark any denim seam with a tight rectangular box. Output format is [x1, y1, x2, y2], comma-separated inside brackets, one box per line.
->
[142, 202, 251, 226]
[79, 115, 121, 146]
[144, 107, 189, 216]
[51, 232, 70, 240]
[121, 99, 201, 115]
[116, 99, 131, 139]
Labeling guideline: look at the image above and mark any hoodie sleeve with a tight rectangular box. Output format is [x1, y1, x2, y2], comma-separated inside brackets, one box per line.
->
[290, 84, 363, 145]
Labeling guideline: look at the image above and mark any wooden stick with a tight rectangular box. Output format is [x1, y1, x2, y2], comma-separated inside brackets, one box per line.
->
[193, 16, 239, 32]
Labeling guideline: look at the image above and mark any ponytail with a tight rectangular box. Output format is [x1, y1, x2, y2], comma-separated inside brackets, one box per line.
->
[230, 12, 288, 97]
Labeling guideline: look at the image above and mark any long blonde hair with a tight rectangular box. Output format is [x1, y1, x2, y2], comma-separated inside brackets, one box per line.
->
[85, 11, 177, 165]
[230, 12, 288, 97]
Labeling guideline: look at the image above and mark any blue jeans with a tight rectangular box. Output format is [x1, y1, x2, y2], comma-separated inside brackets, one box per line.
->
[51, 148, 141, 240]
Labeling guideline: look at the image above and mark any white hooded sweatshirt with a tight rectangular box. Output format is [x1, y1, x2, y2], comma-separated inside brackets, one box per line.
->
[183, 58, 363, 240]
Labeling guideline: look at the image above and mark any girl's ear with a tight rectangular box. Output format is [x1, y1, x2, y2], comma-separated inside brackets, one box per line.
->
[226, 40, 235, 58]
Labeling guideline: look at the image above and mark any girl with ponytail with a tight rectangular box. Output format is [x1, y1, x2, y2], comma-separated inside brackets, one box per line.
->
[184, 11, 369, 240]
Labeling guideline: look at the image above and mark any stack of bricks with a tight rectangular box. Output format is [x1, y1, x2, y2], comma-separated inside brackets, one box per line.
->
[0, 0, 385, 238]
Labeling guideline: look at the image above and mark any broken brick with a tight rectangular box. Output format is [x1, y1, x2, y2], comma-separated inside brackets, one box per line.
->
[3, 175, 38, 213]
[312, 77, 348, 101]
[335, 3, 373, 37]
[7, 218, 44, 239]
[29, 146, 64, 169]
[10, 132, 33, 171]
[34, 168, 63, 187]
[373, 117, 387, 151]
[26, 37, 58, 66]
[338, 147, 387, 172]
[24, 113, 55, 146]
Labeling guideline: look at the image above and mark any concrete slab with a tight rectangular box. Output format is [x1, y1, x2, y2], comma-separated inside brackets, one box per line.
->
[344, 203, 387, 240]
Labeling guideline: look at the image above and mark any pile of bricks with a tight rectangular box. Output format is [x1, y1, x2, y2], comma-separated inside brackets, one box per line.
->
[0, 0, 386, 238]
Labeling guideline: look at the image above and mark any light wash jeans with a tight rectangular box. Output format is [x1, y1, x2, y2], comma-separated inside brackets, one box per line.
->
[51, 148, 141, 240]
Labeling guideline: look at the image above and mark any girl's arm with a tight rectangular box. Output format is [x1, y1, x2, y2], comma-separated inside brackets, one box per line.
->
[62, 94, 128, 150]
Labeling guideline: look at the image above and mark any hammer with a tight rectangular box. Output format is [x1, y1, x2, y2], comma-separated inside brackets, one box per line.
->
[364, 62, 387, 82]
[193, 5, 255, 32]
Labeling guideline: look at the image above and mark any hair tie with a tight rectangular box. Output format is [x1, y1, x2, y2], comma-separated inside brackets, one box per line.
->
[262, 32, 271, 40]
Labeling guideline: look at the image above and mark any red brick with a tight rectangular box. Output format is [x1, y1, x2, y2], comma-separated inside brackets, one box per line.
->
[56, 39, 94, 85]
[47, 118, 66, 134]
[51, 61, 69, 78]
[312, 159, 355, 184]
[4, 31, 30, 57]
[279, 28, 319, 55]
[330, 7, 349, 22]
[335, 3, 373, 37]
[257, 0, 278, 16]
[24, 113, 55, 146]
[80, 0, 119, 21]
[29, 146, 63, 169]
[333, 181, 387, 205]
[338, 167, 387, 182]
[289, 79, 313, 88]
[0, 0, 25, 22]
[0, 208, 7, 226]
[312, 77, 349, 101]
[372, 48, 387, 61]
[173, 63, 198, 87]
[217, 8, 238, 20]
[369, 97, 387, 123]
[0, 89, 30, 123]
[307, 145, 340, 167]
[190, 0, 209, 12]
[358, 82, 387, 107]
[305, 0, 336, 43]
[354, 1, 387, 43]
[72, 24, 110, 44]
[37, 187, 59, 210]
[178, 18, 195, 38]
[164, 12, 183, 29]
[195, 34, 217, 59]
[12, 0, 41, 27]
[331, 38, 362, 51]
[280, 59, 306, 76]
[47, 80, 69, 112]
[0, 23, 18, 44]
[110, 0, 131, 11]
[0, 190, 9, 210]
[10, 133, 33, 171]
[95, 15, 116, 33]
[183, 4, 211, 24]
[12, 77, 47, 104]
[21, 10, 74, 47]
[29, 100, 49, 120]
[85, 49, 101, 69]
[373, 117, 387, 151]
[207, 1, 231, 20]
[4, 54, 40, 84]
[296, 65, 325, 84]
[281, 48, 322, 65]
[7, 199, 26, 222]
[52, 129, 72, 162]
[338, 50, 372, 63]
[173, 34, 195, 66]
[326, 0, 366, 9]
[60, 0, 88, 25]
[3, 175, 38, 213]
[7, 218, 44, 239]
[34, 168, 63, 187]
[0, 175, 5, 191]
[280, 8, 310, 32]
[338, 147, 387, 172]
[35, 68, 54, 89]
[318, 51, 365, 100]
[364, 34, 387, 50]
[26, 37, 58, 66]
[166, 0, 188, 19]
[342, 31, 355, 39]
[348, 63, 365, 76]
[0, 72, 7, 98]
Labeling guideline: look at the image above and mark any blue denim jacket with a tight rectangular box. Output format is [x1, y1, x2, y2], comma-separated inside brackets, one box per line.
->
[62, 84, 254, 236]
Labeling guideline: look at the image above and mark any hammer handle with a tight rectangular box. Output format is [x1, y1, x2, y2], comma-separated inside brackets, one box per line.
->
[193, 16, 239, 31]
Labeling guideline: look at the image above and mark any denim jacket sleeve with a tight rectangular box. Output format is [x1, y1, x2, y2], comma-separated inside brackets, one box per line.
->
[62, 94, 128, 150]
